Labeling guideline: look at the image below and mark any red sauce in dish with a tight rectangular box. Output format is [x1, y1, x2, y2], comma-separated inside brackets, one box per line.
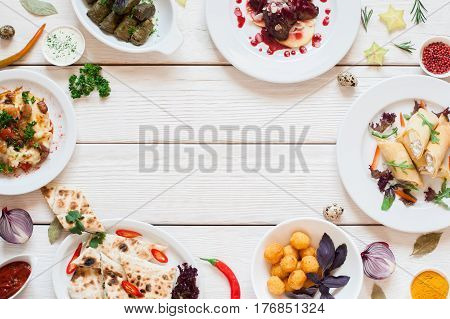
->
[322, 16, 330, 26]
[325, 8, 331, 15]
[0, 261, 31, 299]
[234, 7, 245, 28]
[312, 33, 322, 48]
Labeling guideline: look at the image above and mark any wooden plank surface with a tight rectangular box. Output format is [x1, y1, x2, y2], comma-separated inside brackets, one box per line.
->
[0, 0, 448, 65]
[1, 144, 375, 225]
[9, 66, 447, 144]
[1, 226, 449, 299]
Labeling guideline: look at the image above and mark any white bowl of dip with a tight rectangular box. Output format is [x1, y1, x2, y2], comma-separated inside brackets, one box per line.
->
[42, 25, 86, 66]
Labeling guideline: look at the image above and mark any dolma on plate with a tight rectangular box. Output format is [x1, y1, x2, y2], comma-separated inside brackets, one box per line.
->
[87, 0, 114, 25]
[113, 0, 140, 15]
[378, 140, 423, 187]
[100, 11, 123, 33]
[114, 16, 138, 42]
[401, 108, 439, 160]
[133, 3, 156, 22]
[421, 115, 450, 176]
[131, 19, 154, 46]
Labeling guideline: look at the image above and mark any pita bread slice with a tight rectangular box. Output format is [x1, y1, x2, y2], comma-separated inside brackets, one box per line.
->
[120, 254, 177, 299]
[98, 234, 167, 264]
[41, 185, 104, 233]
[72, 247, 102, 269]
[101, 253, 130, 299]
[68, 267, 104, 299]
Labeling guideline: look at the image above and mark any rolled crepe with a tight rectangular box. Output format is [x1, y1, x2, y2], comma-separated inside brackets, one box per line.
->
[378, 140, 423, 187]
[401, 108, 439, 160]
[436, 155, 450, 179]
[419, 115, 450, 176]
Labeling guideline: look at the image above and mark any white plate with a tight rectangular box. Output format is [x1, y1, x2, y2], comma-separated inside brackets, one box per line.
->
[52, 218, 203, 299]
[206, 0, 360, 83]
[337, 75, 450, 233]
[252, 218, 363, 299]
[72, 0, 183, 54]
[0, 70, 76, 195]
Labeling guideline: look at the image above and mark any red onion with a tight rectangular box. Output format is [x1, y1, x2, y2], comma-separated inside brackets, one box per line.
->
[361, 242, 396, 280]
[0, 207, 33, 244]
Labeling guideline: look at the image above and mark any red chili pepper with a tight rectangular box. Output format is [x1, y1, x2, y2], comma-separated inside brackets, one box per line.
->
[115, 229, 142, 238]
[201, 258, 240, 299]
[66, 243, 82, 274]
[121, 281, 144, 298]
[0, 128, 15, 140]
[151, 249, 168, 263]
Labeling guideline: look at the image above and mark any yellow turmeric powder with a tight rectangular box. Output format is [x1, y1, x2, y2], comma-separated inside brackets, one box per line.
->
[411, 271, 449, 299]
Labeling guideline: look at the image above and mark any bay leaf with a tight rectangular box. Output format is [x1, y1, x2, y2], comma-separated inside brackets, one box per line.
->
[411, 232, 443, 257]
[20, 0, 57, 16]
[371, 284, 386, 299]
[48, 217, 63, 244]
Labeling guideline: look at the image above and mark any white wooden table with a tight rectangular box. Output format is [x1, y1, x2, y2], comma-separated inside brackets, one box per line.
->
[0, 0, 449, 299]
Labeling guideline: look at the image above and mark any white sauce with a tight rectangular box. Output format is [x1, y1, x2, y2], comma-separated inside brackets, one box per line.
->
[425, 153, 434, 173]
[44, 27, 84, 66]
[409, 131, 422, 157]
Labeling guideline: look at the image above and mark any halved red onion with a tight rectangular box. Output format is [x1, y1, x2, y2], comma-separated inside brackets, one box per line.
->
[361, 242, 396, 280]
[0, 207, 33, 244]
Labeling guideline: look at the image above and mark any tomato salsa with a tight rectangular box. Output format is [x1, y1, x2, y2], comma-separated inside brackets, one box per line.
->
[0, 261, 31, 299]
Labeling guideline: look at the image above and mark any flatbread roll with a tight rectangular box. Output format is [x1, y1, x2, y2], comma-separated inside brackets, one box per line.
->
[69, 267, 104, 299]
[72, 247, 102, 269]
[421, 115, 450, 177]
[436, 155, 450, 179]
[120, 254, 177, 299]
[41, 185, 104, 233]
[97, 234, 167, 264]
[101, 253, 130, 299]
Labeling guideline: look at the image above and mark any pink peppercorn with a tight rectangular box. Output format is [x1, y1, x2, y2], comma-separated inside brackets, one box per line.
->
[422, 42, 450, 75]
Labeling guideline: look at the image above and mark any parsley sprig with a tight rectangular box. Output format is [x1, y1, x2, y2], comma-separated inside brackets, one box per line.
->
[433, 180, 450, 210]
[89, 232, 106, 248]
[23, 121, 36, 144]
[69, 64, 111, 99]
[0, 162, 13, 174]
[64, 210, 106, 247]
[386, 160, 414, 174]
[0, 110, 14, 128]
[418, 113, 440, 143]
[371, 127, 398, 139]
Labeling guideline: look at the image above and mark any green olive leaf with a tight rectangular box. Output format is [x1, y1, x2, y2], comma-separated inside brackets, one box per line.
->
[411, 232, 443, 257]
[371, 284, 386, 299]
[20, 0, 57, 16]
[48, 217, 63, 244]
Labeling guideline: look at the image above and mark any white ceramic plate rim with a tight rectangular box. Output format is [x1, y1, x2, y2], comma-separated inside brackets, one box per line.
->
[71, 0, 183, 54]
[0, 69, 77, 195]
[337, 75, 450, 233]
[52, 218, 203, 299]
[251, 217, 364, 299]
[205, 0, 361, 83]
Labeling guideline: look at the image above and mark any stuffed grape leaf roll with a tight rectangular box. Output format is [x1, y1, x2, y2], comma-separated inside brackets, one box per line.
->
[100, 11, 123, 34]
[130, 19, 154, 46]
[113, 0, 140, 15]
[87, 0, 114, 25]
[114, 16, 138, 42]
[133, 3, 156, 22]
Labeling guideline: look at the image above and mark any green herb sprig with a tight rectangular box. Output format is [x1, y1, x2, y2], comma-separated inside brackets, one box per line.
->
[418, 113, 440, 143]
[410, 0, 427, 25]
[23, 121, 36, 144]
[69, 64, 111, 99]
[0, 110, 14, 128]
[433, 180, 449, 210]
[394, 41, 416, 54]
[0, 162, 14, 174]
[381, 188, 395, 211]
[386, 160, 414, 174]
[361, 7, 373, 32]
[65, 210, 85, 235]
[89, 232, 106, 248]
[371, 127, 398, 139]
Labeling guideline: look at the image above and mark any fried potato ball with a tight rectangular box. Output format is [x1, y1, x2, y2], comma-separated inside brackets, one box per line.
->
[267, 276, 285, 295]
[290, 232, 310, 250]
[300, 246, 316, 258]
[283, 245, 298, 259]
[264, 243, 284, 264]
[271, 263, 288, 279]
[288, 270, 307, 290]
[300, 256, 320, 273]
[280, 255, 297, 273]
[284, 278, 294, 293]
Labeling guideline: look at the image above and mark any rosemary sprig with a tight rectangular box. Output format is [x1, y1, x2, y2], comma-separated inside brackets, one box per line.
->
[410, 0, 427, 25]
[418, 113, 440, 143]
[394, 41, 416, 54]
[371, 127, 398, 139]
[361, 7, 373, 32]
[386, 160, 414, 174]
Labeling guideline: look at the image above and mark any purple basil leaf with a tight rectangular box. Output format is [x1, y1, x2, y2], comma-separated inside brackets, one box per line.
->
[286, 292, 314, 299]
[317, 233, 335, 271]
[321, 275, 350, 288]
[319, 285, 334, 299]
[306, 272, 321, 284]
[328, 244, 348, 274]
[294, 286, 318, 297]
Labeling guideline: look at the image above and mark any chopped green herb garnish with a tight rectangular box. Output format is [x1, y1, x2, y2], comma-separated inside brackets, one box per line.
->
[65, 210, 85, 235]
[371, 127, 398, 139]
[22, 91, 31, 104]
[128, 26, 137, 36]
[69, 64, 111, 99]
[89, 232, 106, 248]
[418, 113, 440, 143]
[23, 121, 37, 144]
[0, 162, 14, 174]
[386, 160, 414, 174]
[0, 110, 14, 128]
